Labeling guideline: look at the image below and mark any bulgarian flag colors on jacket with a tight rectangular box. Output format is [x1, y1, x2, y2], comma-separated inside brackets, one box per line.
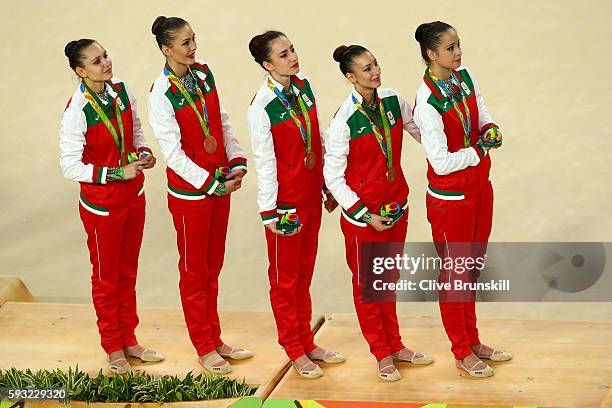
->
[59, 78, 150, 215]
[324, 87, 420, 226]
[248, 73, 325, 225]
[148, 60, 247, 200]
[414, 66, 498, 200]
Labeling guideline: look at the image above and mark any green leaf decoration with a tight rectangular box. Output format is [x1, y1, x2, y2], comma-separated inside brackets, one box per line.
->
[0, 367, 256, 403]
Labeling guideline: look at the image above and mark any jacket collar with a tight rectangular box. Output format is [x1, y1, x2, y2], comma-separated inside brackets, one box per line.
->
[267, 74, 301, 96]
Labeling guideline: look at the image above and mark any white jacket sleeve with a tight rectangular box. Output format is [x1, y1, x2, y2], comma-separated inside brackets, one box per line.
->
[59, 106, 99, 183]
[248, 104, 278, 225]
[414, 100, 481, 176]
[220, 103, 248, 172]
[125, 85, 149, 151]
[324, 117, 368, 218]
[147, 90, 216, 192]
[398, 94, 421, 143]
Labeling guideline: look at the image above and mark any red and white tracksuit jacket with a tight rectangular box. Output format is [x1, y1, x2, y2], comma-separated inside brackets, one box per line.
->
[148, 60, 247, 357]
[248, 73, 325, 361]
[413, 65, 496, 360]
[324, 87, 421, 360]
[59, 78, 151, 354]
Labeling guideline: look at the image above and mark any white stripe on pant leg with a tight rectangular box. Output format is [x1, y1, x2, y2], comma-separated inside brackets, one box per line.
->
[183, 216, 187, 271]
[443, 232, 452, 284]
[356, 236, 359, 287]
[94, 229, 102, 281]
[275, 234, 279, 284]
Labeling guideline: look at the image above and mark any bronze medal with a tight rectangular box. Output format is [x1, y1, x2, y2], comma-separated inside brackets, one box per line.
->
[304, 152, 316, 170]
[386, 165, 398, 184]
[119, 154, 128, 167]
[204, 137, 218, 154]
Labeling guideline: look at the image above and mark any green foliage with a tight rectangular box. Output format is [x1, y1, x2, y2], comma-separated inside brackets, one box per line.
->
[0, 366, 256, 403]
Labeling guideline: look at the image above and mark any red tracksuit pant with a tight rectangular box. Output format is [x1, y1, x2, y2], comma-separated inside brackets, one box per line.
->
[340, 212, 408, 361]
[79, 191, 145, 354]
[168, 194, 231, 357]
[426, 181, 493, 360]
[265, 205, 322, 361]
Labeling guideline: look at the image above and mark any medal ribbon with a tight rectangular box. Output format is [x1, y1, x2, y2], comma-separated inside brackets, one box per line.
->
[429, 69, 472, 148]
[351, 94, 393, 169]
[266, 78, 312, 154]
[164, 64, 212, 142]
[80, 81, 125, 156]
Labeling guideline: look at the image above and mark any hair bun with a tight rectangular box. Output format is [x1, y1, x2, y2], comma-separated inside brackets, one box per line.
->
[151, 16, 167, 35]
[415, 23, 429, 43]
[333, 45, 348, 62]
[64, 40, 78, 58]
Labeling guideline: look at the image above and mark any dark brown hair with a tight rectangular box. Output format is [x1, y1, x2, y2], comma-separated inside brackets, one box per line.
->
[248, 31, 286, 68]
[415, 21, 455, 63]
[151, 16, 189, 49]
[332, 45, 368, 75]
[64, 39, 96, 71]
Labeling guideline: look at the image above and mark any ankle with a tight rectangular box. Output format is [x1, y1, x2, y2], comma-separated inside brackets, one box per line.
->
[294, 354, 316, 370]
[108, 350, 126, 362]
[307, 346, 324, 359]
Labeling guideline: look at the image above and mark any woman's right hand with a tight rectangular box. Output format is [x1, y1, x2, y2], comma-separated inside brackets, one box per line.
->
[121, 160, 145, 180]
[368, 213, 393, 232]
[224, 178, 242, 194]
[265, 222, 302, 236]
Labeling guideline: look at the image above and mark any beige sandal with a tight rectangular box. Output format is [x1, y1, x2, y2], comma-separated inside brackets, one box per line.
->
[392, 349, 434, 365]
[124, 347, 165, 362]
[378, 365, 402, 382]
[475, 345, 513, 362]
[108, 356, 131, 375]
[216, 345, 254, 360]
[308, 350, 346, 364]
[456, 359, 494, 378]
[293, 360, 323, 379]
[199, 352, 232, 374]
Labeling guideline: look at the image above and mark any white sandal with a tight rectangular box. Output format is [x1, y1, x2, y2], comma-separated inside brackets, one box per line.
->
[216, 345, 254, 360]
[293, 360, 323, 379]
[108, 356, 131, 375]
[124, 347, 165, 362]
[308, 350, 346, 364]
[475, 345, 512, 362]
[378, 365, 402, 382]
[392, 349, 434, 365]
[199, 352, 232, 374]
[456, 359, 494, 378]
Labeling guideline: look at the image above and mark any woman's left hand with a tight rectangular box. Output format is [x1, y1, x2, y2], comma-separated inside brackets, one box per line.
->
[323, 190, 338, 213]
[140, 155, 157, 169]
[227, 169, 246, 189]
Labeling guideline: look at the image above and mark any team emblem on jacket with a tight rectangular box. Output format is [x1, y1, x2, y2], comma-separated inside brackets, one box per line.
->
[301, 94, 313, 108]
[387, 111, 396, 125]
[203, 82, 211, 92]
[461, 82, 470, 95]
[116, 97, 125, 111]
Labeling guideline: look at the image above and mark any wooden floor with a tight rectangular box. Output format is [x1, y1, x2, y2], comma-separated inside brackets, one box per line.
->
[0, 302, 323, 407]
[269, 313, 612, 407]
[3, 304, 612, 407]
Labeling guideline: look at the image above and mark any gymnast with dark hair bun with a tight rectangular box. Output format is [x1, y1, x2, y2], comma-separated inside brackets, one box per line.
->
[147, 16, 252, 374]
[413, 21, 511, 378]
[323, 44, 431, 382]
[59, 38, 162, 375]
[247, 30, 344, 379]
